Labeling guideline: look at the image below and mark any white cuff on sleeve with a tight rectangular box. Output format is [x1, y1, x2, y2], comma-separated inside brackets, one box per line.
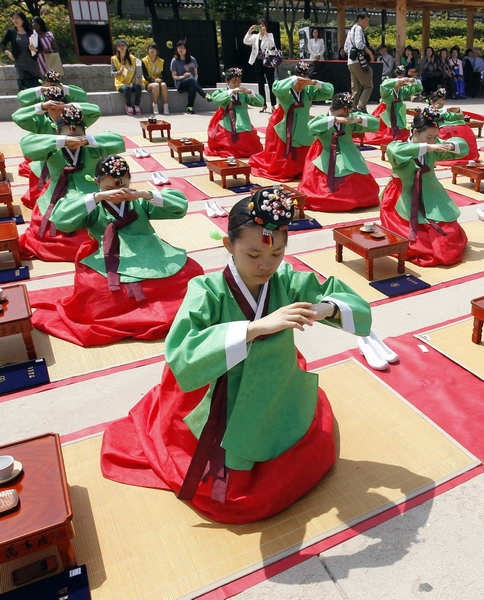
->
[327, 116, 335, 129]
[225, 321, 249, 370]
[361, 115, 368, 128]
[56, 135, 67, 148]
[35, 86, 42, 98]
[149, 190, 164, 207]
[84, 193, 97, 214]
[85, 135, 98, 147]
[323, 296, 355, 333]
[452, 140, 460, 153]
[34, 102, 44, 114]
[63, 85, 70, 95]
[315, 80, 322, 88]
[418, 143, 428, 162]
[71, 102, 80, 109]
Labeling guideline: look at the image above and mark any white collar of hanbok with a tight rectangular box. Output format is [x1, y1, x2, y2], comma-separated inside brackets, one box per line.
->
[106, 201, 126, 217]
[65, 147, 81, 164]
[228, 256, 269, 319]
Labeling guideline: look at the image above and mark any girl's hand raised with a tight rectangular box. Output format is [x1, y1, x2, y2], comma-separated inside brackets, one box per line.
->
[247, 302, 317, 342]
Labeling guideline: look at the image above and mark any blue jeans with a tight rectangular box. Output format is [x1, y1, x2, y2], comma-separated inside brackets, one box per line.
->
[177, 77, 206, 107]
[118, 83, 142, 107]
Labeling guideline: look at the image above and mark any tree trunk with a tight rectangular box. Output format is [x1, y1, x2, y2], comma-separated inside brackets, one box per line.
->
[145, 0, 157, 22]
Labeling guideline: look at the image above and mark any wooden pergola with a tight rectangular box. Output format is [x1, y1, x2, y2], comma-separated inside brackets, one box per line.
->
[335, 0, 484, 61]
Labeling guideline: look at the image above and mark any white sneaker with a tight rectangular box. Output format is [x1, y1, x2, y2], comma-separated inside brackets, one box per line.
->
[358, 336, 389, 371]
[151, 172, 169, 185]
[163, 104, 170, 115]
[477, 207, 484, 221]
[205, 201, 217, 217]
[134, 148, 141, 157]
[152, 103, 159, 115]
[368, 331, 399, 363]
[138, 148, 150, 158]
[210, 201, 227, 217]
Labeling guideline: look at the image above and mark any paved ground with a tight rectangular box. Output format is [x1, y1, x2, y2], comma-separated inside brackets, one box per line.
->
[1, 96, 484, 599]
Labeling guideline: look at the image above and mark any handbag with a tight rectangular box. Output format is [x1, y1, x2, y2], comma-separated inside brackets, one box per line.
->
[44, 52, 64, 76]
[263, 48, 283, 68]
[357, 50, 369, 71]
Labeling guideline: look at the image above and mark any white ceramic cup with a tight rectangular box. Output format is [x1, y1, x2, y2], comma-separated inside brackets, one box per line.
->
[361, 221, 376, 232]
[468, 160, 476, 166]
[0, 456, 14, 479]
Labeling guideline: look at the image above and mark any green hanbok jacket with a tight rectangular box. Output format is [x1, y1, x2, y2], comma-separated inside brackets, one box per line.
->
[19, 131, 125, 217]
[166, 259, 371, 471]
[308, 112, 379, 177]
[437, 108, 466, 128]
[17, 84, 88, 107]
[49, 189, 188, 282]
[379, 78, 423, 130]
[386, 138, 469, 224]
[272, 76, 334, 148]
[13, 102, 101, 177]
[210, 89, 264, 133]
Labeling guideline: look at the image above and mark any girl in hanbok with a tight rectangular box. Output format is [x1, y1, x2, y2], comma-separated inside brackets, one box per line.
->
[206, 67, 264, 158]
[428, 87, 479, 165]
[249, 61, 333, 181]
[380, 107, 469, 267]
[19, 105, 125, 262]
[31, 155, 203, 346]
[13, 87, 100, 208]
[298, 92, 380, 211]
[365, 65, 422, 146]
[101, 187, 373, 523]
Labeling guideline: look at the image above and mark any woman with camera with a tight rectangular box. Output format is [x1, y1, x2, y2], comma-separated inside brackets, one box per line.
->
[243, 19, 277, 113]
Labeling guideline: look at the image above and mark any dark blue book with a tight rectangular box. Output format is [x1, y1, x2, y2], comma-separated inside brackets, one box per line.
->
[370, 274, 431, 297]
[0, 565, 90, 599]
[0, 266, 29, 283]
[0, 358, 49, 396]
[0, 215, 24, 225]
[185, 161, 206, 167]
[229, 184, 261, 194]
[288, 218, 322, 231]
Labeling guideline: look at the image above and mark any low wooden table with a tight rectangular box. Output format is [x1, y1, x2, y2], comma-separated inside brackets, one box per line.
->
[0, 152, 6, 181]
[206, 159, 251, 189]
[380, 144, 388, 161]
[168, 138, 204, 164]
[471, 296, 484, 344]
[451, 163, 484, 192]
[0, 181, 14, 217]
[140, 119, 171, 142]
[333, 223, 409, 281]
[467, 119, 483, 138]
[0, 284, 36, 360]
[0, 220, 21, 267]
[352, 131, 365, 147]
[0, 434, 76, 588]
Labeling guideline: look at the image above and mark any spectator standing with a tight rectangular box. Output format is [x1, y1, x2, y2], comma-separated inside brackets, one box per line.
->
[111, 39, 142, 115]
[30, 16, 62, 77]
[449, 46, 465, 98]
[377, 44, 395, 79]
[421, 47, 441, 96]
[438, 48, 456, 99]
[142, 43, 169, 115]
[473, 47, 484, 95]
[170, 40, 210, 114]
[463, 49, 478, 97]
[308, 28, 325, 60]
[243, 20, 277, 113]
[0, 11, 40, 90]
[344, 11, 374, 113]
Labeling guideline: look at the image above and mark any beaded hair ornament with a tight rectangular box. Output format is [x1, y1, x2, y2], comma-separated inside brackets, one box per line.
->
[225, 67, 243, 81]
[44, 70, 62, 84]
[332, 92, 353, 110]
[247, 186, 296, 246]
[415, 106, 441, 128]
[60, 105, 84, 126]
[45, 86, 65, 102]
[394, 65, 406, 77]
[431, 87, 447, 101]
[99, 155, 130, 179]
[295, 61, 310, 76]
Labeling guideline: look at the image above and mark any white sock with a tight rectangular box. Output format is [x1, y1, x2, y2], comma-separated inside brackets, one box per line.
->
[163, 103, 170, 114]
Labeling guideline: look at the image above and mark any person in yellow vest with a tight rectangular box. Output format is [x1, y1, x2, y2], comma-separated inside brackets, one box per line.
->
[142, 42, 169, 115]
[111, 39, 142, 116]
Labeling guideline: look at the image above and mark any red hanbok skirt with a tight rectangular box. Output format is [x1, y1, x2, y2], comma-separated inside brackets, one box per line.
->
[298, 139, 380, 212]
[380, 178, 467, 266]
[19, 203, 91, 262]
[101, 354, 335, 524]
[249, 106, 309, 181]
[205, 108, 263, 158]
[30, 238, 203, 346]
[364, 103, 410, 146]
[435, 124, 479, 166]
[18, 159, 49, 209]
